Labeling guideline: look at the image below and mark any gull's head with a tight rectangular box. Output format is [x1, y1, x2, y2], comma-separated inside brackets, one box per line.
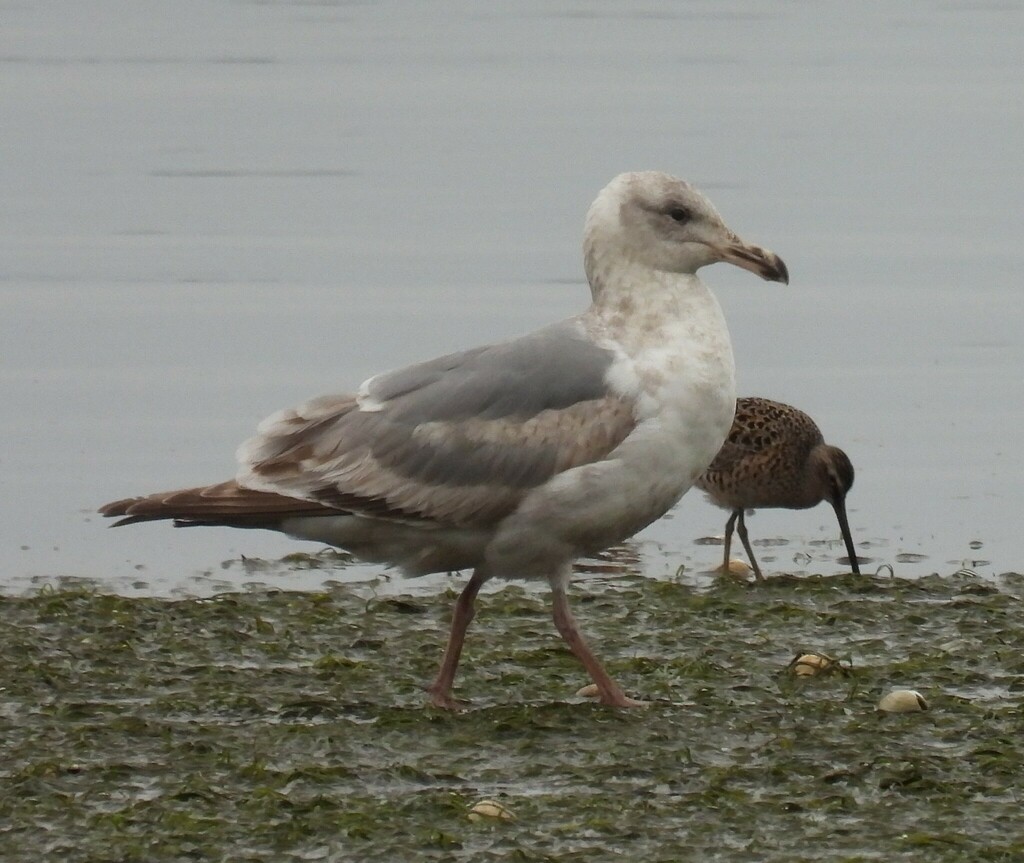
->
[584, 171, 789, 286]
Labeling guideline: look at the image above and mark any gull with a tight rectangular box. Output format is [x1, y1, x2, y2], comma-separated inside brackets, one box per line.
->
[696, 397, 861, 581]
[100, 171, 789, 708]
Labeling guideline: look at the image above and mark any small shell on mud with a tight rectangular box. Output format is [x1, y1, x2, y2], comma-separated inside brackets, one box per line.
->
[878, 689, 928, 713]
[787, 652, 842, 677]
[468, 799, 515, 822]
[725, 558, 753, 578]
[575, 683, 600, 698]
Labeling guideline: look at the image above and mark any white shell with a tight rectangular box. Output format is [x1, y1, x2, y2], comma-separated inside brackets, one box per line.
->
[877, 689, 928, 713]
[468, 799, 515, 822]
[576, 683, 600, 698]
[726, 558, 753, 577]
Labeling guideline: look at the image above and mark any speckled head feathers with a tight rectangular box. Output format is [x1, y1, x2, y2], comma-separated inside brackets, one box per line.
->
[583, 171, 788, 290]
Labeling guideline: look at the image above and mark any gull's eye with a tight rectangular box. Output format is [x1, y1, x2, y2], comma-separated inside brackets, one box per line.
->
[668, 207, 692, 224]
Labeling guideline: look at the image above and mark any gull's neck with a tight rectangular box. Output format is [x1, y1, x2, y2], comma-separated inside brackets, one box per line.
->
[582, 256, 720, 349]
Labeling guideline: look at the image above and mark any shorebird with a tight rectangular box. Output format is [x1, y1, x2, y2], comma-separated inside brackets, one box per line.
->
[696, 397, 860, 581]
[100, 172, 788, 708]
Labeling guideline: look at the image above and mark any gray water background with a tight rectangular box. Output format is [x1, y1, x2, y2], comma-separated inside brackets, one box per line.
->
[3, 1, 1022, 594]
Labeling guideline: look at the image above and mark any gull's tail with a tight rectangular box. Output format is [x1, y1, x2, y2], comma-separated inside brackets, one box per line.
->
[99, 480, 333, 529]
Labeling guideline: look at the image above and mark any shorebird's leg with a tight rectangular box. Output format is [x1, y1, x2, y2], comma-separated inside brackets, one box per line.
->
[735, 510, 764, 581]
[722, 509, 739, 573]
[426, 568, 487, 709]
[550, 571, 644, 708]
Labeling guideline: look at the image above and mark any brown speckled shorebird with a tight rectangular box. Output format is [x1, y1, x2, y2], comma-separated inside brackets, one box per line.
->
[696, 397, 861, 581]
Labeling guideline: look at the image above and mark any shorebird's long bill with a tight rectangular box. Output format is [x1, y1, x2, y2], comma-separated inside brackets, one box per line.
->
[832, 498, 861, 575]
[717, 241, 789, 284]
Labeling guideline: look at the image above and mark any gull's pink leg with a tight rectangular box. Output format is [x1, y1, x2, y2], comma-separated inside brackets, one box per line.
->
[426, 569, 487, 709]
[551, 583, 644, 708]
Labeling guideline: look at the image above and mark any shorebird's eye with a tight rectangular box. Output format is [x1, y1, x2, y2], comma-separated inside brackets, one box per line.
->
[668, 207, 692, 224]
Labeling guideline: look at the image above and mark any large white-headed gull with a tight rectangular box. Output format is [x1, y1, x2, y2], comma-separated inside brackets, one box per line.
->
[101, 171, 789, 708]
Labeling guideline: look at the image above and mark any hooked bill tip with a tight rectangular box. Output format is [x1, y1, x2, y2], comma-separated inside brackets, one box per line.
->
[769, 254, 789, 285]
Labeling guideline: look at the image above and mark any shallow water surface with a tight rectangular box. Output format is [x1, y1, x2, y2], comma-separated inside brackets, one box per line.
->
[2, 1, 1023, 592]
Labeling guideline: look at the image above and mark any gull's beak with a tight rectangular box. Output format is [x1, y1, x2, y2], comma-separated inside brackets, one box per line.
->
[715, 236, 789, 284]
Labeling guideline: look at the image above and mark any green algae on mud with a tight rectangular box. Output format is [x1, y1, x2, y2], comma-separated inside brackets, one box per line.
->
[2, 570, 1024, 862]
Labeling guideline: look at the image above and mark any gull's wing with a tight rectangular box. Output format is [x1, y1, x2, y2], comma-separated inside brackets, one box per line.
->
[236, 321, 637, 528]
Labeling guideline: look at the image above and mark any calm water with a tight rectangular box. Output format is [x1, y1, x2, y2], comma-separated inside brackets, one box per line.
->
[3, 1, 1022, 594]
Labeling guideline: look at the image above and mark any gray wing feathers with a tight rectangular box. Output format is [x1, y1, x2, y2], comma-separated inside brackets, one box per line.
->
[237, 326, 636, 527]
[367, 323, 616, 422]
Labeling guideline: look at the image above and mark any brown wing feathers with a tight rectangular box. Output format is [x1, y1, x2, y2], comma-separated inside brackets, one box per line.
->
[98, 480, 335, 529]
